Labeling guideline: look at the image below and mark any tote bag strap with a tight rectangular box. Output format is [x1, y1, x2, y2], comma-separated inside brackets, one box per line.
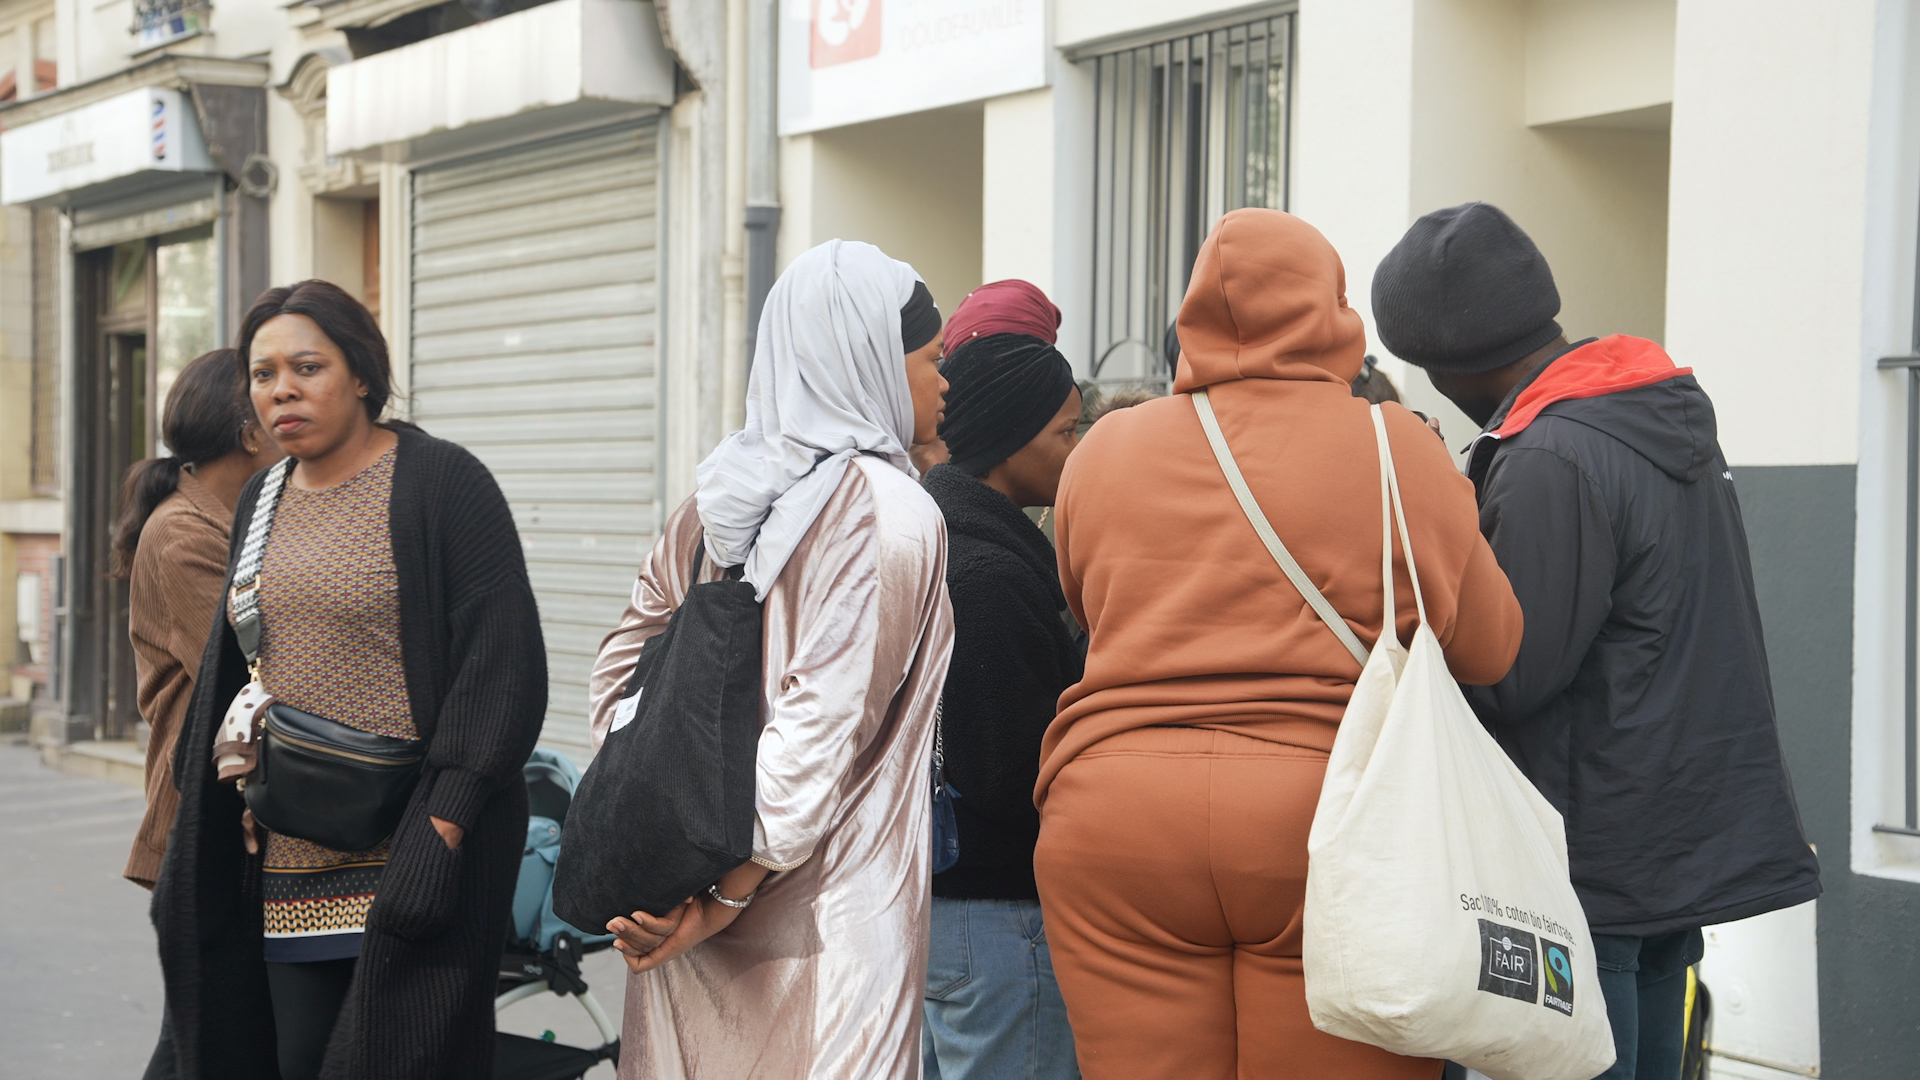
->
[1368, 404, 1429, 628]
[1191, 388, 1370, 668]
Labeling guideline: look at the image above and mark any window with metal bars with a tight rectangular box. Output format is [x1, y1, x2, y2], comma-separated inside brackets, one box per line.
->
[1085, 12, 1294, 390]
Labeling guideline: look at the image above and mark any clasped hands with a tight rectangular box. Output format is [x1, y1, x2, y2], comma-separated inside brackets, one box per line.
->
[607, 862, 770, 974]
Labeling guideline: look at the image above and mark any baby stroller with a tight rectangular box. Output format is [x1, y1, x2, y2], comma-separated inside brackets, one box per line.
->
[495, 748, 622, 1080]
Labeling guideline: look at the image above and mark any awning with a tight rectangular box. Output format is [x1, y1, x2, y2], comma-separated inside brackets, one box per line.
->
[326, 0, 676, 163]
[0, 86, 216, 206]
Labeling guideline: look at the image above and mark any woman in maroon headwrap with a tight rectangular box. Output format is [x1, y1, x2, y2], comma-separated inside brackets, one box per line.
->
[911, 280, 1064, 473]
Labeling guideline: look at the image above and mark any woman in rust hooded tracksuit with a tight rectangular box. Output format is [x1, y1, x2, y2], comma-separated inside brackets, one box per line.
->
[1033, 209, 1524, 1080]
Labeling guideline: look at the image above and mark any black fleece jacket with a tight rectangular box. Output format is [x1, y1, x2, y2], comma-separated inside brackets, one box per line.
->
[924, 465, 1083, 900]
[151, 426, 548, 1079]
[1464, 340, 1820, 936]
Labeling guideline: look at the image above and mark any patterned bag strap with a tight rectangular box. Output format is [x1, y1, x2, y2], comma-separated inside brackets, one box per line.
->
[228, 457, 296, 674]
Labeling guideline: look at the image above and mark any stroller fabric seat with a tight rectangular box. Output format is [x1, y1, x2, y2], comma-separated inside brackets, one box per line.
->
[513, 750, 615, 952]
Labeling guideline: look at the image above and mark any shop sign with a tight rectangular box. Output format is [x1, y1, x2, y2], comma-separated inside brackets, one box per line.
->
[779, 0, 1046, 135]
[1, 87, 213, 206]
[132, 0, 210, 50]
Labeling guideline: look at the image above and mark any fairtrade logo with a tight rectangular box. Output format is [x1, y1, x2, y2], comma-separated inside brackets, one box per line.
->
[1476, 919, 1539, 1003]
[811, 0, 881, 68]
[1541, 938, 1575, 1016]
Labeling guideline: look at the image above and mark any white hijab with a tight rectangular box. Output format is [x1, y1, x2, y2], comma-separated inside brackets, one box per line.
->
[695, 239, 924, 598]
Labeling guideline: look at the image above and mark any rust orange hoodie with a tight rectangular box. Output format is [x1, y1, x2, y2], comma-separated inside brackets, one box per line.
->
[1037, 209, 1523, 805]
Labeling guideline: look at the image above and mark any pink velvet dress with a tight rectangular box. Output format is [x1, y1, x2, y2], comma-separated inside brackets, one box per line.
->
[588, 456, 955, 1079]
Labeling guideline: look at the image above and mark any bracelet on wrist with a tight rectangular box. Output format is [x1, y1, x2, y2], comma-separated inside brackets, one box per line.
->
[708, 882, 755, 909]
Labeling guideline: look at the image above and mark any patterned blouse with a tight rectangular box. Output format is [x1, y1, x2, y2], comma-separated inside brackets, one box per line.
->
[239, 447, 416, 964]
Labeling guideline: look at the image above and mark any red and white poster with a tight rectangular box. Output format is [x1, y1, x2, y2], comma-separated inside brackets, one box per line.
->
[780, 0, 1046, 134]
[811, 0, 883, 69]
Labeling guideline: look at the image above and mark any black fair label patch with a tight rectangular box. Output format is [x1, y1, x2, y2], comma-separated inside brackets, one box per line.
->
[1540, 937, 1575, 1016]
[1477, 919, 1539, 1003]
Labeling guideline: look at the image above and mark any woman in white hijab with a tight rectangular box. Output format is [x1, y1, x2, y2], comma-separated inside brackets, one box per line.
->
[587, 239, 955, 1079]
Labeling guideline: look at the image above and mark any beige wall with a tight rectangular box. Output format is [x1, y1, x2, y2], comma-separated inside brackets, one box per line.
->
[1410, 0, 1670, 346]
[1296, 0, 1671, 446]
[981, 89, 1053, 295]
[0, 205, 34, 698]
[780, 103, 984, 326]
[1525, 0, 1675, 126]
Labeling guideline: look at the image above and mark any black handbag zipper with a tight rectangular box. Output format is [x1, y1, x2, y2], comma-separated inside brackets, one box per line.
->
[265, 722, 424, 768]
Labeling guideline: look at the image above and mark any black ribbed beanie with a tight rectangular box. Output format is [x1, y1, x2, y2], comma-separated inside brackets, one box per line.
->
[1372, 203, 1562, 374]
[938, 333, 1076, 476]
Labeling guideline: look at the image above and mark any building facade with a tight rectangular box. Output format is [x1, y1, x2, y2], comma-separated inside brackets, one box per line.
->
[776, 1, 1910, 1075]
[0, 0, 1912, 1074]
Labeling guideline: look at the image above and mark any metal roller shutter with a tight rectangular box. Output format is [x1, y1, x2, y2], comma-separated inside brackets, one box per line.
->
[410, 121, 661, 754]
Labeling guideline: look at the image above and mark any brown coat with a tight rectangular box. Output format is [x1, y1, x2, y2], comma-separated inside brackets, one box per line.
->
[125, 471, 232, 887]
[1037, 209, 1524, 805]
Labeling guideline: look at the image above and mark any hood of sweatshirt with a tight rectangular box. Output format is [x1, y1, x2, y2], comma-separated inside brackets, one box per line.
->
[1477, 335, 1716, 483]
[1171, 209, 1367, 393]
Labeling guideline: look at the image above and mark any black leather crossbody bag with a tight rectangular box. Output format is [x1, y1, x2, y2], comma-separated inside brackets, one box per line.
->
[222, 457, 424, 852]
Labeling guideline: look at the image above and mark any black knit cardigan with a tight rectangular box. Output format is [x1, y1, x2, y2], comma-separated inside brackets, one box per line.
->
[923, 465, 1083, 900]
[150, 426, 548, 1080]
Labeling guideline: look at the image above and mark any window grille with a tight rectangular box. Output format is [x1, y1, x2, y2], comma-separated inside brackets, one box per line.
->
[1086, 13, 1294, 391]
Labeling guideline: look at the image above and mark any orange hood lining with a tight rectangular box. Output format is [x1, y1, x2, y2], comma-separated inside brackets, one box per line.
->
[1491, 335, 1692, 440]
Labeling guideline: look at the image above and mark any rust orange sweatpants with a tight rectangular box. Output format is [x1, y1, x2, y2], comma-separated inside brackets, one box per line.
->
[1033, 726, 1442, 1080]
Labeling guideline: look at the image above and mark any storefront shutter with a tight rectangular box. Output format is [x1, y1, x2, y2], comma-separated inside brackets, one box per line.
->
[410, 121, 661, 756]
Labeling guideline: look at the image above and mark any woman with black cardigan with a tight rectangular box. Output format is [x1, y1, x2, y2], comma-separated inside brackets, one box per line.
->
[922, 327, 1086, 1080]
[150, 280, 547, 1080]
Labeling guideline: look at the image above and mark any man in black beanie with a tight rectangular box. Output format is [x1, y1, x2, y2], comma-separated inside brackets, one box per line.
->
[1374, 203, 1820, 1080]
[919, 330, 1084, 1080]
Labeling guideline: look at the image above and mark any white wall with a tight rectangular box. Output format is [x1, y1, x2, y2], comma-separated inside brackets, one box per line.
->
[1054, 0, 1269, 51]
[1666, 0, 1876, 468]
[977, 50, 1094, 371]
[1292, 0, 1421, 404]
[208, 0, 283, 60]
[1294, 0, 1670, 450]
[1525, 0, 1675, 126]
[779, 103, 984, 324]
[981, 89, 1053, 292]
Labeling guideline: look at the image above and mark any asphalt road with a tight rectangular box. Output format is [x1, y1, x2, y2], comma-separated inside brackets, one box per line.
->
[0, 741, 627, 1079]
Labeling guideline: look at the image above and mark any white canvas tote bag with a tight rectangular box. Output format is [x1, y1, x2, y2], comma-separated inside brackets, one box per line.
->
[1191, 392, 1615, 1080]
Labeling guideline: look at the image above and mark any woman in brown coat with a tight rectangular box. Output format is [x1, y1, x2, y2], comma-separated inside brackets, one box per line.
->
[1032, 209, 1524, 1080]
[117, 348, 284, 888]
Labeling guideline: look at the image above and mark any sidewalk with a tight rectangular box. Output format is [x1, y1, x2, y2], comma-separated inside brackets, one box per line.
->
[0, 739, 628, 1078]
[0, 740, 162, 1077]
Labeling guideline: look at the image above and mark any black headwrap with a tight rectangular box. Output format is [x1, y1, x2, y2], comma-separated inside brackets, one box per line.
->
[900, 280, 942, 354]
[937, 332, 1077, 476]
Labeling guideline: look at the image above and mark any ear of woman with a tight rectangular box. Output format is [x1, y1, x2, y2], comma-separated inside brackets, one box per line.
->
[190, 418, 288, 513]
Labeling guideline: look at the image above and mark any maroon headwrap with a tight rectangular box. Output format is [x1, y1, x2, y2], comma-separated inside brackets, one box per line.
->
[942, 279, 1062, 351]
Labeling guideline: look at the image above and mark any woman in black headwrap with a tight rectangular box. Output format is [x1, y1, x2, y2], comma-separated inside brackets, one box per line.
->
[920, 331, 1085, 1080]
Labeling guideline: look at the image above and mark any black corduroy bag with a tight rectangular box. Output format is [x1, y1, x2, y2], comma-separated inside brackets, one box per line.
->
[553, 538, 764, 924]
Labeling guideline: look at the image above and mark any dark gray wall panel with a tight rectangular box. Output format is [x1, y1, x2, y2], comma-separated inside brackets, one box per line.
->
[1733, 464, 1920, 1077]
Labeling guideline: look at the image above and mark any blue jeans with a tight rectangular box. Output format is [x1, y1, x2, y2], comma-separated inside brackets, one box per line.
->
[923, 897, 1080, 1080]
[1591, 929, 1704, 1080]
